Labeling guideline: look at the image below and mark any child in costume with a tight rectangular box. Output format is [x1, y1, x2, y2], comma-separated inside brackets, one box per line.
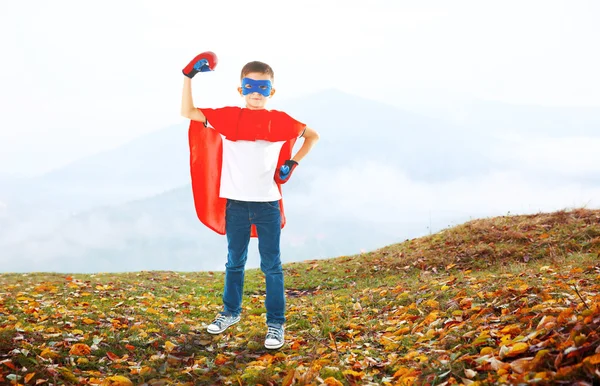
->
[180, 52, 319, 349]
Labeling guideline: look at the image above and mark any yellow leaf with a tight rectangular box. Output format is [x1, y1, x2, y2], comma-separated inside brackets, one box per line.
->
[82, 318, 96, 325]
[506, 342, 529, 357]
[480, 347, 494, 355]
[424, 299, 439, 309]
[415, 354, 428, 363]
[533, 371, 551, 380]
[164, 341, 176, 352]
[342, 369, 365, 379]
[500, 324, 521, 335]
[40, 348, 58, 359]
[101, 375, 134, 386]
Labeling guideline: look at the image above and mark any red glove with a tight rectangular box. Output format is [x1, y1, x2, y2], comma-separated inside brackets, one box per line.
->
[182, 51, 218, 78]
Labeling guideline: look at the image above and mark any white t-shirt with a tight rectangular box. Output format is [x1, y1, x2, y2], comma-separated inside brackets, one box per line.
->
[205, 116, 303, 202]
[219, 136, 286, 201]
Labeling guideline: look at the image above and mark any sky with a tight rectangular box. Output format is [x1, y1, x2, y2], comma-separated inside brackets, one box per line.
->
[1, 0, 600, 176]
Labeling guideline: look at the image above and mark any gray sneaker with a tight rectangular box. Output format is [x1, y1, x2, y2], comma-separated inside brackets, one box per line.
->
[206, 313, 240, 334]
[264, 324, 285, 349]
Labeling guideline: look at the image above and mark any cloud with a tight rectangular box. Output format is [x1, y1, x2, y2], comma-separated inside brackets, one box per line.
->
[309, 165, 597, 221]
[491, 136, 600, 177]
[2, 131, 600, 273]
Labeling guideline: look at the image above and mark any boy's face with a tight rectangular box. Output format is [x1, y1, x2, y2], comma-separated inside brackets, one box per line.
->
[238, 72, 275, 110]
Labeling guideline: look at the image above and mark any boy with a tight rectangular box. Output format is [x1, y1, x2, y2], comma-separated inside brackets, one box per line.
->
[180, 52, 319, 349]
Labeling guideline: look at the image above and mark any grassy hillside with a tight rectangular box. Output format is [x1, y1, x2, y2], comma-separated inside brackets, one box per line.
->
[1, 208, 599, 385]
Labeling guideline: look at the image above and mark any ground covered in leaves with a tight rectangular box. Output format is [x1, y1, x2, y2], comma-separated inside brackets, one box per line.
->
[1, 208, 599, 385]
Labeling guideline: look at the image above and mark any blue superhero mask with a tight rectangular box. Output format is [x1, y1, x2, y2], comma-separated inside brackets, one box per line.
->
[241, 78, 272, 97]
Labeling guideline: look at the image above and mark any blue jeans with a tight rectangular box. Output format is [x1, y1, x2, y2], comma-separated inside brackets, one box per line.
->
[222, 199, 285, 326]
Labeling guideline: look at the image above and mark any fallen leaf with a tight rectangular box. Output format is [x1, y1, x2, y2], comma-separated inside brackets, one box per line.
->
[101, 375, 134, 386]
[69, 343, 91, 356]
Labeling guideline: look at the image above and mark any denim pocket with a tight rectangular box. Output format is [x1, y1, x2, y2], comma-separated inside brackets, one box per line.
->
[266, 200, 280, 210]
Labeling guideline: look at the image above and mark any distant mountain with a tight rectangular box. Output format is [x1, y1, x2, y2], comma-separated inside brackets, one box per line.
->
[14, 123, 191, 210]
[3, 89, 599, 273]
[3, 89, 496, 214]
[2, 183, 411, 273]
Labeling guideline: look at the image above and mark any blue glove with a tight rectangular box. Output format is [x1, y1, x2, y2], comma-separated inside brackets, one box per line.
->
[277, 160, 298, 183]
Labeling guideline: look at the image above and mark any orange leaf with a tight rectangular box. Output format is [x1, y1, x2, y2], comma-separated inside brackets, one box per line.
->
[2, 360, 16, 370]
[101, 375, 134, 386]
[282, 369, 295, 386]
[24, 372, 35, 383]
[584, 353, 600, 365]
[125, 344, 136, 352]
[323, 377, 344, 386]
[69, 343, 91, 356]
[106, 351, 120, 361]
[257, 353, 274, 365]
[214, 354, 228, 365]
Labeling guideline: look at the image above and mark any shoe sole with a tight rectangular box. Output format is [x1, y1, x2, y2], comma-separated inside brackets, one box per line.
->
[264, 341, 284, 350]
[206, 318, 240, 334]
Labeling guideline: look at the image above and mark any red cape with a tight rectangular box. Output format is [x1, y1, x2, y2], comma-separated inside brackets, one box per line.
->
[188, 107, 306, 237]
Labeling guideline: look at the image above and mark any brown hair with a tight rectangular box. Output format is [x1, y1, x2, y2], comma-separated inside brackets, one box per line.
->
[240, 61, 274, 81]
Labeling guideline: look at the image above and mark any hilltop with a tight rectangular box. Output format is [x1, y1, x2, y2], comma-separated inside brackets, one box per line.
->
[0, 208, 599, 385]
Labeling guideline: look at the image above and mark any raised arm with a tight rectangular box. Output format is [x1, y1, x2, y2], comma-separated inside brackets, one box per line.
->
[181, 76, 207, 123]
[180, 51, 218, 123]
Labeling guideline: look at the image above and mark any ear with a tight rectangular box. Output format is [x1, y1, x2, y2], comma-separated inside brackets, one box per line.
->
[270, 88, 276, 98]
[237, 87, 243, 96]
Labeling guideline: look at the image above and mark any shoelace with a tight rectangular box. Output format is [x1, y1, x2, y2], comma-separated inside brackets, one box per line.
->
[266, 326, 283, 341]
[212, 315, 227, 327]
